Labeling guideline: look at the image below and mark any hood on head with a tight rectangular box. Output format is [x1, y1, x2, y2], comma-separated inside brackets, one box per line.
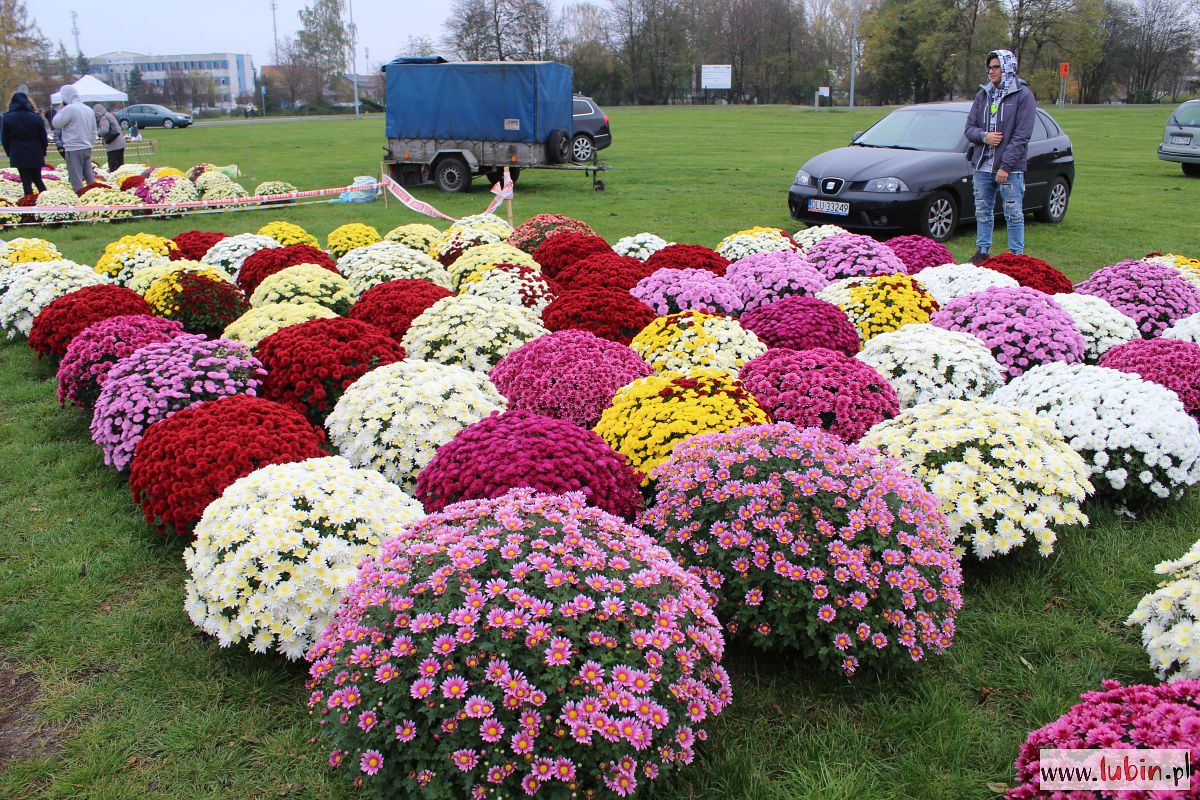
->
[93, 103, 107, 115]
[8, 92, 34, 113]
[59, 85, 80, 104]
[986, 49, 1019, 94]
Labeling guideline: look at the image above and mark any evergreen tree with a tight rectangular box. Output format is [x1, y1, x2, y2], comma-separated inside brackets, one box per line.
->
[296, 0, 350, 103]
[127, 67, 144, 102]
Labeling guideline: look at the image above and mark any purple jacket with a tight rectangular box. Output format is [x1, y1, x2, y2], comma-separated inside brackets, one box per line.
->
[964, 80, 1036, 173]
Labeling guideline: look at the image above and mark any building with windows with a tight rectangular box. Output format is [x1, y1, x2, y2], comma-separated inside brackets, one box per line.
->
[87, 52, 256, 109]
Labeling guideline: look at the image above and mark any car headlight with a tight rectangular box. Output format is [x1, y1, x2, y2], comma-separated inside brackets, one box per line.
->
[793, 169, 813, 187]
[864, 176, 909, 193]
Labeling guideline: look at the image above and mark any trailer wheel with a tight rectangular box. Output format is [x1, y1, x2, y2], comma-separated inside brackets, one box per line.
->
[594, 180, 605, 191]
[546, 130, 570, 164]
[434, 156, 471, 192]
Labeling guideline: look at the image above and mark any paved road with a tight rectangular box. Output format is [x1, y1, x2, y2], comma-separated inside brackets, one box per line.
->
[194, 114, 378, 126]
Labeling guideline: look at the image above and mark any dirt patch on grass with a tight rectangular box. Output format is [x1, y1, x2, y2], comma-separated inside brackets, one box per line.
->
[0, 657, 65, 769]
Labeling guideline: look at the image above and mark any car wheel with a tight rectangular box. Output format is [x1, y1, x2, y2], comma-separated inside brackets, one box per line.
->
[1036, 177, 1070, 222]
[918, 190, 958, 242]
[118, 119, 130, 130]
[546, 129, 569, 164]
[1184, 163, 1200, 177]
[163, 119, 175, 129]
[571, 134, 595, 162]
[434, 156, 471, 193]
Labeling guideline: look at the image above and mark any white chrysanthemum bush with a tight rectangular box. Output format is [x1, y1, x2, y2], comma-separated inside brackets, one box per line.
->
[855, 324, 1004, 409]
[1127, 540, 1200, 681]
[630, 310, 767, 375]
[613, 231, 673, 260]
[912, 263, 1019, 305]
[1, 261, 110, 338]
[336, 242, 453, 295]
[183, 456, 425, 659]
[402, 294, 549, 372]
[1051, 292, 1139, 362]
[860, 399, 1092, 559]
[222, 302, 339, 348]
[202, 233, 281, 279]
[248, 263, 354, 314]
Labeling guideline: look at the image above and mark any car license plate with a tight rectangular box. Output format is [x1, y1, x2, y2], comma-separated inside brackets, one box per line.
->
[809, 199, 850, 216]
[1171, 135, 1191, 145]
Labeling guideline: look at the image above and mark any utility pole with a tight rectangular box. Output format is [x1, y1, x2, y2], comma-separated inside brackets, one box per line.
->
[849, 6, 858, 110]
[347, 0, 360, 117]
[70, 11, 82, 58]
[269, 0, 279, 64]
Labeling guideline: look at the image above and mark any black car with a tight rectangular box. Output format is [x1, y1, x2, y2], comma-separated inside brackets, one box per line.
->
[788, 101, 1074, 241]
[571, 95, 612, 162]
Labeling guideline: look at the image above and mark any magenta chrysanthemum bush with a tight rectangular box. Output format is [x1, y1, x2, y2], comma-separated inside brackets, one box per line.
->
[740, 348, 899, 441]
[724, 251, 828, 312]
[629, 268, 743, 316]
[805, 233, 907, 280]
[638, 423, 962, 676]
[884, 235, 955, 274]
[57, 315, 187, 408]
[1008, 679, 1200, 799]
[1075, 259, 1200, 338]
[90, 335, 265, 470]
[415, 410, 644, 518]
[489, 330, 653, 427]
[1098, 338, 1200, 418]
[929, 287, 1084, 379]
[306, 488, 732, 799]
[739, 295, 860, 355]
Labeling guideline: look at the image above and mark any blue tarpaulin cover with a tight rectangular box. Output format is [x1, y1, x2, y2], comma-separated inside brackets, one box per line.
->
[383, 60, 573, 143]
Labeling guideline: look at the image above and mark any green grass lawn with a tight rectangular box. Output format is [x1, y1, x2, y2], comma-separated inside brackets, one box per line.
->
[2, 105, 1199, 800]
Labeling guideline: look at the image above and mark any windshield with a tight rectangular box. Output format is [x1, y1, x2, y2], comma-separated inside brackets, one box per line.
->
[1172, 102, 1200, 127]
[855, 109, 968, 151]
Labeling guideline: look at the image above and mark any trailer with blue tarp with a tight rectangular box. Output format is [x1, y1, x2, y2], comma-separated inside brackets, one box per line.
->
[382, 58, 609, 192]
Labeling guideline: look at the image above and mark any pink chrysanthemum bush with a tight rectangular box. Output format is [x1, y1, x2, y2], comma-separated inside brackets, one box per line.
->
[638, 424, 963, 676]
[305, 488, 733, 799]
[739, 348, 899, 441]
[1098, 338, 1200, 419]
[629, 268, 743, 316]
[739, 295, 860, 355]
[805, 233, 907, 280]
[929, 286, 1084, 379]
[1007, 679, 1200, 800]
[489, 330, 653, 428]
[416, 410, 644, 518]
[57, 315, 187, 408]
[1075, 260, 1200, 338]
[884, 235, 955, 274]
[724, 251, 828, 312]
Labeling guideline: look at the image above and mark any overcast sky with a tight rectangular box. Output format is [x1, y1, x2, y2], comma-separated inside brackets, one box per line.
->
[34, 0, 451, 75]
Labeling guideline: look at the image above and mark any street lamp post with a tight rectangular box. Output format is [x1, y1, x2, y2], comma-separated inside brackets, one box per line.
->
[849, 8, 858, 110]
[348, 0, 360, 117]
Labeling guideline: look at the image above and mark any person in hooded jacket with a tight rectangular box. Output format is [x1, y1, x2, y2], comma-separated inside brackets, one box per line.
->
[0, 92, 49, 196]
[51, 84, 97, 190]
[93, 103, 125, 171]
[964, 49, 1036, 264]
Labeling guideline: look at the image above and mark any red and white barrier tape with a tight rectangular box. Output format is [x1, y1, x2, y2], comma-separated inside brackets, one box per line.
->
[381, 168, 516, 222]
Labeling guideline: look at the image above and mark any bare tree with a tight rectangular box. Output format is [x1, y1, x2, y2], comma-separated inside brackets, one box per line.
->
[297, 0, 351, 102]
[271, 36, 318, 108]
[0, 0, 46, 97]
[1122, 0, 1198, 101]
[443, 0, 557, 60]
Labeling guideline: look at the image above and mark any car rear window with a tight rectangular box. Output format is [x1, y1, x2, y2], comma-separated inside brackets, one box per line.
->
[1172, 103, 1200, 127]
[573, 99, 593, 116]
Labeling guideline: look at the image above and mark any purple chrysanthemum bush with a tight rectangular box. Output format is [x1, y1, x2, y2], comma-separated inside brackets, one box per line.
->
[57, 314, 188, 408]
[884, 235, 955, 274]
[1075, 259, 1200, 338]
[305, 489, 733, 799]
[739, 295, 860, 355]
[638, 423, 963, 677]
[629, 268, 743, 316]
[804, 233, 907, 280]
[723, 251, 829, 312]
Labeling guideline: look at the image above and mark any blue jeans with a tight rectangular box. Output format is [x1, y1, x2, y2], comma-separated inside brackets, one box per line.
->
[973, 169, 1024, 255]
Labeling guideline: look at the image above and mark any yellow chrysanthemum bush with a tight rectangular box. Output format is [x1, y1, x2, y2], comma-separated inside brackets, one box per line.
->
[145, 269, 249, 336]
[78, 188, 141, 221]
[221, 302, 339, 348]
[818, 273, 939, 343]
[257, 220, 319, 248]
[150, 166, 187, 180]
[594, 368, 770, 482]
[326, 223, 381, 259]
[183, 456, 425, 660]
[859, 399, 1092, 559]
[127, 261, 232, 296]
[630, 310, 768, 375]
[444, 241, 539, 290]
[0, 237, 61, 268]
[384, 222, 441, 252]
[249, 263, 354, 314]
[94, 233, 181, 284]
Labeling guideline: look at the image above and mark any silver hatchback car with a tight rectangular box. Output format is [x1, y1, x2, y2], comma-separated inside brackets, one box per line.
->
[1159, 99, 1200, 177]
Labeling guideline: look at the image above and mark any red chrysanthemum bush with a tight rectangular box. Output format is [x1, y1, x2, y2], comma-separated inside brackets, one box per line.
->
[739, 348, 899, 441]
[129, 395, 327, 535]
[739, 295, 861, 355]
[552, 252, 651, 292]
[346, 278, 453, 342]
[255, 318, 407, 425]
[1008, 679, 1200, 800]
[982, 253, 1073, 295]
[1098, 338, 1200, 418]
[145, 271, 250, 337]
[172, 230, 228, 261]
[56, 315, 187, 408]
[119, 175, 147, 193]
[16, 194, 37, 207]
[75, 181, 111, 197]
[416, 409, 645, 518]
[489, 330, 653, 427]
[532, 232, 613, 278]
[305, 488, 732, 799]
[638, 423, 963, 676]
[237, 244, 338, 294]
[542, 288, 657, 346]
[884, 235, 955, 274]
[644, 244, 731, 277]
[28, 285, 152, 360]
[507, 212, 596, 253]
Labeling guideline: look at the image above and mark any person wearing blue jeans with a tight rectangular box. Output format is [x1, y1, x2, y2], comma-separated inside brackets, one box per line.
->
[964, 49, 1036, 263]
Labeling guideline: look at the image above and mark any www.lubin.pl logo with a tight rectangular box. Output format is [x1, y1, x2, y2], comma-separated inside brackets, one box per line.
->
[1039, 748, 1193, 790]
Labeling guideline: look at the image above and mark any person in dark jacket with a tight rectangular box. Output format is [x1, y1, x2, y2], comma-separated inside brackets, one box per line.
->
[964, 49, 1036, 263]
[0, 92, 49, 196]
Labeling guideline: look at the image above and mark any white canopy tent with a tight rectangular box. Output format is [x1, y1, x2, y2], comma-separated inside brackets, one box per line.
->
[50, 75, 128, 106]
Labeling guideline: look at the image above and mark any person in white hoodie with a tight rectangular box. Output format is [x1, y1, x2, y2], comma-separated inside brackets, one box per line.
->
[51, 85, 97, 190]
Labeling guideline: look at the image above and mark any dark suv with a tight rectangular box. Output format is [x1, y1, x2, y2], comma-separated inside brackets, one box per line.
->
[571, 95, 612, 162]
